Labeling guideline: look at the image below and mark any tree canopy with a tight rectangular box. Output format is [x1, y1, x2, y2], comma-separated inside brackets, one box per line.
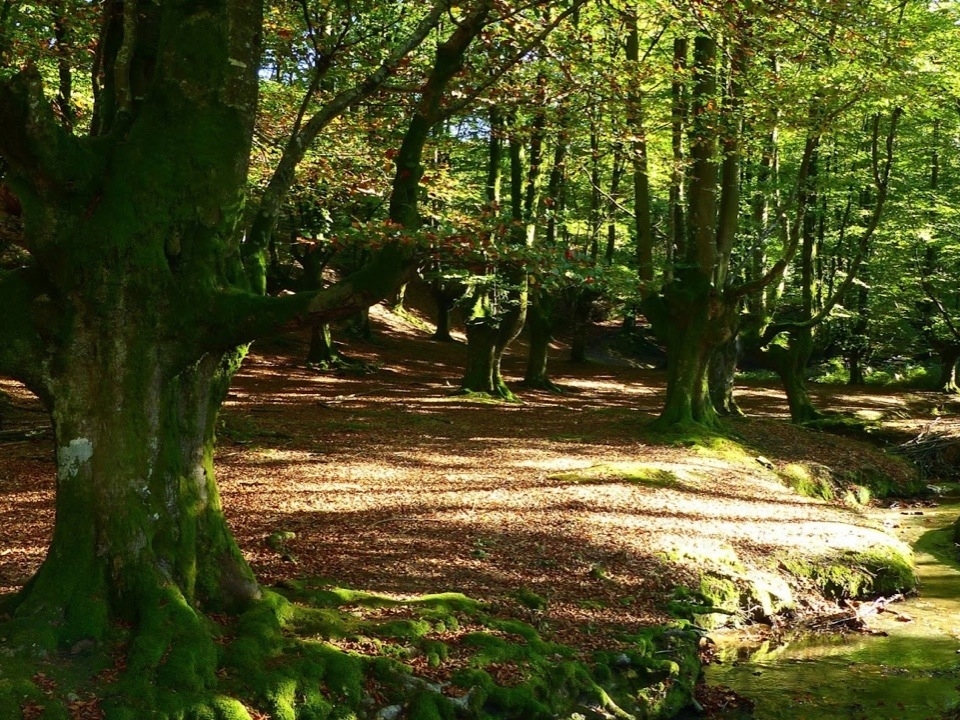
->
[0, 0, 959, 716]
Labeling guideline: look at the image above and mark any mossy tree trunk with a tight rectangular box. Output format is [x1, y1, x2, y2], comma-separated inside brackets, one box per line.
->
[460, 85, 544, 399]
[462, 107, 506, 395]
[709, 335, 743, 417]
[462, 317, 501, 395]
[645, 278, 737, 428]
[523, 112, 567, 391]
[0, 1, 494, 705]
[626, 12, 656, 289]
[523, 288, 560, 390]
[20, 341, 258, 644]
[768, 330, 822, 424]
[644, 34, 741, 429]
[0, 1, 267, 675]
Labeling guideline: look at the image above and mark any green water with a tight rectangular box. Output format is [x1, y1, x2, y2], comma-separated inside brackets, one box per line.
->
[703, 501, 960, 719]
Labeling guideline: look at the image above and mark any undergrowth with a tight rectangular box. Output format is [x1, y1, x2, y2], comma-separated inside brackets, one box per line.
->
[0, 581, 701, 720]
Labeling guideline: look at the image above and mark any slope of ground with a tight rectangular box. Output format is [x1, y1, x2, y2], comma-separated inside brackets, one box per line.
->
[0, 302, 943, 718]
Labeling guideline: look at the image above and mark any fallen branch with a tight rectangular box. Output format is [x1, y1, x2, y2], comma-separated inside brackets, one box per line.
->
[895, 423, 960, 479]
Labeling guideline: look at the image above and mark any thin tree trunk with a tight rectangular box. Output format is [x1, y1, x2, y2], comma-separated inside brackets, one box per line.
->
[568, 289, 596, 364]
[668, 37, 688, 273]
[626, 15, 654, 288]
[307, 324, 341, 366]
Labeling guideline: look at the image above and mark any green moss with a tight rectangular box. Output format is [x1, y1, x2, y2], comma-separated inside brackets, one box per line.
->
[781, 544, 916, 599]
[661, 543, 794, 627]
[549, 462, 680, 488]
[409, 691, 456, 720]
[0, 581, 701, 719]
[511, 588, 548, 611]
[846, 464, 925, 499]
[917, 526, 960, 572]
[277, 579, 481, 614]
[779, 463, 835, 501]
[643, 422, 752, 463]
[778, 460, 922, 505]
[377, 618, 433, 640]
[844, 485, 872, 506]
[800, 414, 879, 438]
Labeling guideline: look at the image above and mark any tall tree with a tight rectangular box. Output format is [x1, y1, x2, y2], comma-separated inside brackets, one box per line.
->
[0, 0, 492, 710]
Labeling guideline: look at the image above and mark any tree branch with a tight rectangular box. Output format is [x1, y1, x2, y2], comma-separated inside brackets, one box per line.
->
[242, 1, 447, 291]
[0, 66, 98, 205]
[205, 242, 418, 350]
[921, 279, 960, 343]
[762, 108, 901, 343]
[441, 0, 586, 119]
[732, 133, 818, 301]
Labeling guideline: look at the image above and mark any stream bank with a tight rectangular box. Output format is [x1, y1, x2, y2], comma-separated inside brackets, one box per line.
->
[697, 496, 960, 719]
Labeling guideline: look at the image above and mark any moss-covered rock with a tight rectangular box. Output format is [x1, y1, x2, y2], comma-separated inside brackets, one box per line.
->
[780, 544, 916, 599]
[778, 462, 836, 501]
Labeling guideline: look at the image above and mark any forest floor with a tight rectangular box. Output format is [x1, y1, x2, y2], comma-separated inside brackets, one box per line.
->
[0, 298, 956, 717]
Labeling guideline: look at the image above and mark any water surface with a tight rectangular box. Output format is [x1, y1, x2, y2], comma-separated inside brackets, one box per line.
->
[703, 500, 960, 719]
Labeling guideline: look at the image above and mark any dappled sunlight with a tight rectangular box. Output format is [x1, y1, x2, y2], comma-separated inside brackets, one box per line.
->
[0, 313, 948, 654]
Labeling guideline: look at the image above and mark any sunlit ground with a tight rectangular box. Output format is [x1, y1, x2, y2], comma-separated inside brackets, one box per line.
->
[0, 307, 947, 643]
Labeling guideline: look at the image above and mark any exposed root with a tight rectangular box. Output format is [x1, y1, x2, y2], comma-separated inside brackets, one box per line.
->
[0, 585, 704, 719]
[520, 377, 565, 394]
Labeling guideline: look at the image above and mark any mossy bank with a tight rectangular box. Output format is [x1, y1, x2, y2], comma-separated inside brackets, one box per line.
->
[0, 582, 701, 719]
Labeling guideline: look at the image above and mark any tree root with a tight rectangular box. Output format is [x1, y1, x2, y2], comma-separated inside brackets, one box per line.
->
[0, 585, 703, 719]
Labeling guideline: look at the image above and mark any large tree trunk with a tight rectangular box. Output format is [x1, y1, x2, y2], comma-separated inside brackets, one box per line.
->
[10, 305, 257, 707]
[462, 319, 501, 395]
[0, 2, 265, 662]
[0, 1, 495, 713]
[646, 279, 736, 428]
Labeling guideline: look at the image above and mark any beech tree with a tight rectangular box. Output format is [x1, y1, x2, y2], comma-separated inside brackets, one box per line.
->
[0, 0, 495, 711]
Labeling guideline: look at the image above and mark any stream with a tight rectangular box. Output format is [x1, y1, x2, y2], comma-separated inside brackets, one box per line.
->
[698, 497, 960, 719]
